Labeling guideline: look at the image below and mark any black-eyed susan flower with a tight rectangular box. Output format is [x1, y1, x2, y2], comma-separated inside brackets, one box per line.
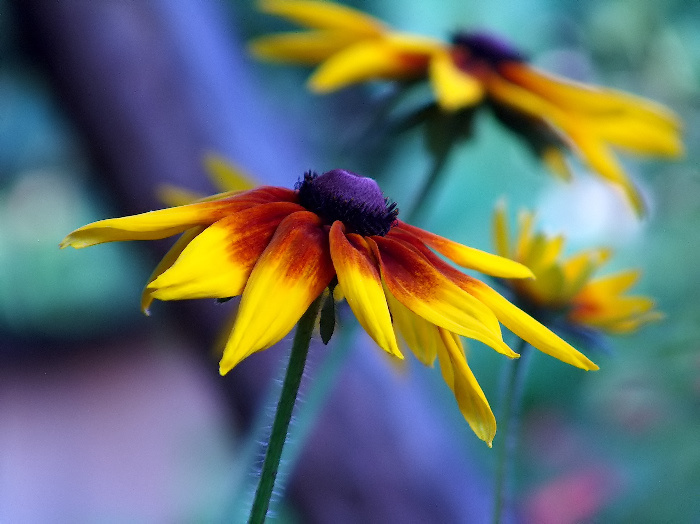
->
[251, 0, 683, 216]
[492, 201, 662, 337]
[61, 169, 597, 445]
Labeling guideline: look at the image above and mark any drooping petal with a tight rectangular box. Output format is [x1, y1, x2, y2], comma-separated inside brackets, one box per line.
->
[141, 226, 205, 314]
[370, 236, 518, 359]
[394, 222, 534, 279]
[60, 202, 236, 249]
[147, 202, 303, 302]
[565, 129, 646, 216]
[309, 34, 439, 93]
[465, 279, 599, 370]
[60, 187, 297, 249]
[487, 72, 650, 215]
[329, 222, 403, 359]
[219, 211, 335, 375]
[250, 30, 368, 64]
[385, 286, 443, 366]
[257, 0, 386, 35]
[500, 62, 682, 131]
[436, 328, 496, 446]
[590, 115, 683, 157]
[429, 50, 484, 111]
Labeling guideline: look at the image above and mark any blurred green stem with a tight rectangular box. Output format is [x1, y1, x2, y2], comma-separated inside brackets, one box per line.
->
[247, 296, 322, 524]
[406, 136, 456, 223]
[493, 338, 532, 524]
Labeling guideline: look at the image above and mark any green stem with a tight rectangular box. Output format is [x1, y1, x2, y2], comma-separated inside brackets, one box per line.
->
[405, 139, 456, 224]
[493, 338, 532, 524]
[247, 296, 323, 524]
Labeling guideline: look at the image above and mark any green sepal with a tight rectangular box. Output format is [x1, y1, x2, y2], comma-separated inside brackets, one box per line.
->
[319, 279, 338, 345]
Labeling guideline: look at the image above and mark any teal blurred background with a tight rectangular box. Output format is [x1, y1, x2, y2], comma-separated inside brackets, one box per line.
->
[1, 0, 698, 522]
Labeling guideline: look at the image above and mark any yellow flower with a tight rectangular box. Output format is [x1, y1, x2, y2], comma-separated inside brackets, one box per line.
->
[251, 0, 683, 216]
[493, 201, 662, 335]
[61, 169, 597, 445]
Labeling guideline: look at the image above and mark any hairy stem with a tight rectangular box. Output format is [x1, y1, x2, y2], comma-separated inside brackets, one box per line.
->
[248, 296, 323, 524]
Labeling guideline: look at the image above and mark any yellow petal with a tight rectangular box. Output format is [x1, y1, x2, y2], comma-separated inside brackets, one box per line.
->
[541, 147, 573, 181]
[148, 202, 301, 302]
[566, 129, 646, 216]
[590, 116, 683, 157]
[385, 287, 443, 366]
[156, 185, 205, 207]
[60, 187, 294, 249]
[514, 209, 535, 262]
[492, 199, 511, 258]
[203, 154, 257, 192]
[60, 200, 237, 249]
[436, 328, 496, 446]
[524, 232, 565, 275]
[601, 311, 664, 334]
[560, 248, 610, 298]
[249, 30, 366, 64]
[329, 222, 402, 359]
[487, 72, 654, 216]
[501, 62, 682, 131]
[141, 226, 205, 314]
[308, 34, 438, 93]
[466, 280, 599, 371]
[429, 50, 485, 111]
[581, 270, 640, 298]
[371, 236, 518, 359]
[257, 0, 386, 36]
[394, 222, 534, 279]
[572, 295, 656, 327]
[219, 211, 335, 375]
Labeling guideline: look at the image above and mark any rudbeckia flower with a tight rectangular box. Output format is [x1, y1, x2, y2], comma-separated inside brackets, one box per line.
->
[61, 169, 597, 445]
[493, 201, 662, 336]
[251, 0, 683, 216]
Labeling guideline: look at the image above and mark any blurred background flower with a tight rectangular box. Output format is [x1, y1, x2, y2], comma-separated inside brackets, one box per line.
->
[2, 0, 699, 522]
[492, 201, 662, 343]
[251, 0, 683, 217]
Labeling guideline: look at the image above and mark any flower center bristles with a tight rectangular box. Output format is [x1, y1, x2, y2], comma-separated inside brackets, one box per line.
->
[296, 169, 399, 236]
[451, 31, 525, 66]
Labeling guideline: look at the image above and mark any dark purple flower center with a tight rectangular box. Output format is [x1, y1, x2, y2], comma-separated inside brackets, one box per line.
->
[451, 31, 525, 65]
[296, 169, 398, 236]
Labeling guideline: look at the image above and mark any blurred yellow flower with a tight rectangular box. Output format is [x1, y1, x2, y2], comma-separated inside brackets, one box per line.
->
[493, 201, 662, 335]
[251, 0, 683, 216]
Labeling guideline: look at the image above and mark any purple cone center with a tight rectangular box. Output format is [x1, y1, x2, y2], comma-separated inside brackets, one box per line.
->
[451, 31, 525, 64]
[296, 169, 398, 236]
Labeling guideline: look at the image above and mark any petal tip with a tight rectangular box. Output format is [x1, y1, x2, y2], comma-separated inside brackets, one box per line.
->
[219, 361, 233, 376]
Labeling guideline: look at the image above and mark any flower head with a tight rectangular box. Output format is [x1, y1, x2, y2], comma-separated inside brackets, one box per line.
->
[61, 169, 597, 445]
[251, 0, 683, 216]
[492, 201, 662, 337]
